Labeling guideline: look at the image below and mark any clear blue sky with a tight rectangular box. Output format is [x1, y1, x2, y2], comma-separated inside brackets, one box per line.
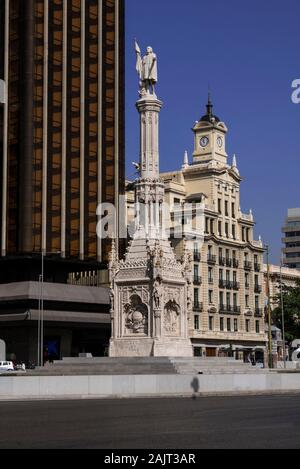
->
[125, 0, 300, 264]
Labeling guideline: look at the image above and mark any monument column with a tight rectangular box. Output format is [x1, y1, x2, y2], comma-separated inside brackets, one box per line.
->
[136, 97, 162, 179]
[135, 96, 165, 238]
[108, 43, 193, 358]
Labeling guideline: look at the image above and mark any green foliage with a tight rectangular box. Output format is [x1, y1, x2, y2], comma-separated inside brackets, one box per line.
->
[272, 279, 300, 342]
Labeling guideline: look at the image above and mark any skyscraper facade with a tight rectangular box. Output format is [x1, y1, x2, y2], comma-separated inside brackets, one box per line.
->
[282, 208, 300, 269]
[0, 0, 125, 281]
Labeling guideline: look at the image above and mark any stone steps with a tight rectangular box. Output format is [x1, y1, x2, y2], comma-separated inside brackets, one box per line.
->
[169, 357, 267, 375]
[28, 356, 268, 376]
[32, 358, 177, 375]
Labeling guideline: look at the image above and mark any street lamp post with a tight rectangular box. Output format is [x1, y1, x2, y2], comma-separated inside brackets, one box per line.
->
[265, 244, 273, 369]
[280, 254, 287, 369]
[37, 273, 42, 367]
[40, 251, 45, 367]
[37, 251, 60, 367]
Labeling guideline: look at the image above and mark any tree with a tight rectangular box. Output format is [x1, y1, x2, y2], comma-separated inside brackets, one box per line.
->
[272, 279, 300, 342]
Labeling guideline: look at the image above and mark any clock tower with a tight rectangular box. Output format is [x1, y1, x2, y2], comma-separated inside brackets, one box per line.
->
[192, 95, 228, 166]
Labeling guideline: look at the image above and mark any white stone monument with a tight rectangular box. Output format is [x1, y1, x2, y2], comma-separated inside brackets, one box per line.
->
[108, 43, 193, 357]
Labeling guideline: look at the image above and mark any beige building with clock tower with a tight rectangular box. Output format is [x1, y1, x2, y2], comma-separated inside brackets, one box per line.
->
[126, 96, 267, 360]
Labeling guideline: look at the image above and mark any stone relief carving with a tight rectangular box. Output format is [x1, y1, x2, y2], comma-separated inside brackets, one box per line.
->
[124, 294, 148, 335]
[153, 278, 162, 309]
[109, 289, 115, 312]
[165, 287, 181, 304]
[186, 283, 193, 311]
[164, 300, 180, 335]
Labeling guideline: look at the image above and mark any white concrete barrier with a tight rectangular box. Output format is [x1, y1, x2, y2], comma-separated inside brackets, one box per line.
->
[1, 373, 300, 399]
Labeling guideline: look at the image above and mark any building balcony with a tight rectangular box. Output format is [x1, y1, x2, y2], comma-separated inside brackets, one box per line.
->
[232, 259, 239, 268]
[207, 254, 217, 264]
[245, 283, 250, 289]
[244, 261, 252, 270]
[254, 285, 262, 294]
[193, 276, 202, 285]
[282, 236, 300, 243]
[283, 247, 300, 254]
[254, 263, 261, 272]
[193, 302, 203, 312]
[219, 305, 241, 315]
[225, 258, 232, 267]
[219, 304, 230, 313]
[194, 251, 201, 262]
[232, 282, 240, 290]
[225, 280, 233, 289]
[219, 280, 227, 289]
[255, 308, 263, 317]
[240, 211, 254, 222]
[219, 257, 226, 266]
[283, 256, 300, 265]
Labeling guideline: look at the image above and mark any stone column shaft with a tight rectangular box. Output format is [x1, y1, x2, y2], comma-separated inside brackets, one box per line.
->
[136, 96, 162, 180]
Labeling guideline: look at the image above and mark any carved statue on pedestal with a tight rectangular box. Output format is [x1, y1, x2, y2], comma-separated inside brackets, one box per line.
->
[135, 41, 158, 96]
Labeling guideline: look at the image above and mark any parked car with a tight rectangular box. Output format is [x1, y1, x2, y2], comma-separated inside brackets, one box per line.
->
[0, 361, 15, 372]
[15, 363, 26, 371]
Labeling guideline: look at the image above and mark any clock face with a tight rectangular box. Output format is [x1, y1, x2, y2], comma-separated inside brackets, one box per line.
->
[200, 136, 209, 148]
[217, 136, 223, 148]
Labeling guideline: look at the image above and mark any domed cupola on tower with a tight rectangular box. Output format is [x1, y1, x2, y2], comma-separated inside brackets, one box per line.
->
[192, 94, 228, 166]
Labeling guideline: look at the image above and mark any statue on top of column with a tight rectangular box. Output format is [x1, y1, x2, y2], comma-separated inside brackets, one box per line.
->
[135, 40, 158, 96]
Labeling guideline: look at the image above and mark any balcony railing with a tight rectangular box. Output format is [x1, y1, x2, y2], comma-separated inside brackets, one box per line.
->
[254, 263, 261, 272]
[194, 251, 201, 262]
[255, 308, 263, 317]
[207, 254, 217, 264]
[208, 278, 214, 285]
[219, 257, 226, 266]
[219, 305, 241, 314]
[193, 302, 203, 312]
[245, 283, 250, 289]
[194, 276, 202, 285]
[254, 285, 262, 294]
[219, 304, 230, 313]
[232, 258, 239, 268]
[244, 261, 252, 270]
[219, 280, 240, 290]
[225, 258, 232, 267]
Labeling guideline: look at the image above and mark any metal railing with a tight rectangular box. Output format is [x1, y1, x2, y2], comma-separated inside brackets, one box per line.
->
[193, 276, 202, 285]
[207, 254, 217, 264]
[193, 251, 201, 262]
[219, 305, 241, 314]
[193, 302, 203, 312]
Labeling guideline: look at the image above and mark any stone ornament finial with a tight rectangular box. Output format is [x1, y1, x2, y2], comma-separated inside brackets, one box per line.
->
[108, 237, 119, 278]
[182, 150, 189, 169]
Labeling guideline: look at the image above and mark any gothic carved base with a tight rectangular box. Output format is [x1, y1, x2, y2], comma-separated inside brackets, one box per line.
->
[109, 337, 193, 357]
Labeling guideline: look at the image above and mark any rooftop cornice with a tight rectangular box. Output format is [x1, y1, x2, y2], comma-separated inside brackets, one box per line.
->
[204, 234, 264, 252]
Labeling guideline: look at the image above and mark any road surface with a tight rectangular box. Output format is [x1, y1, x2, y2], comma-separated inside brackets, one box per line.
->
[0, 394, 299, 449]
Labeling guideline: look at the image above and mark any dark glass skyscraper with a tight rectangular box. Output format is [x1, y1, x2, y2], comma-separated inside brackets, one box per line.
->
[0, 0, 125, 282]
